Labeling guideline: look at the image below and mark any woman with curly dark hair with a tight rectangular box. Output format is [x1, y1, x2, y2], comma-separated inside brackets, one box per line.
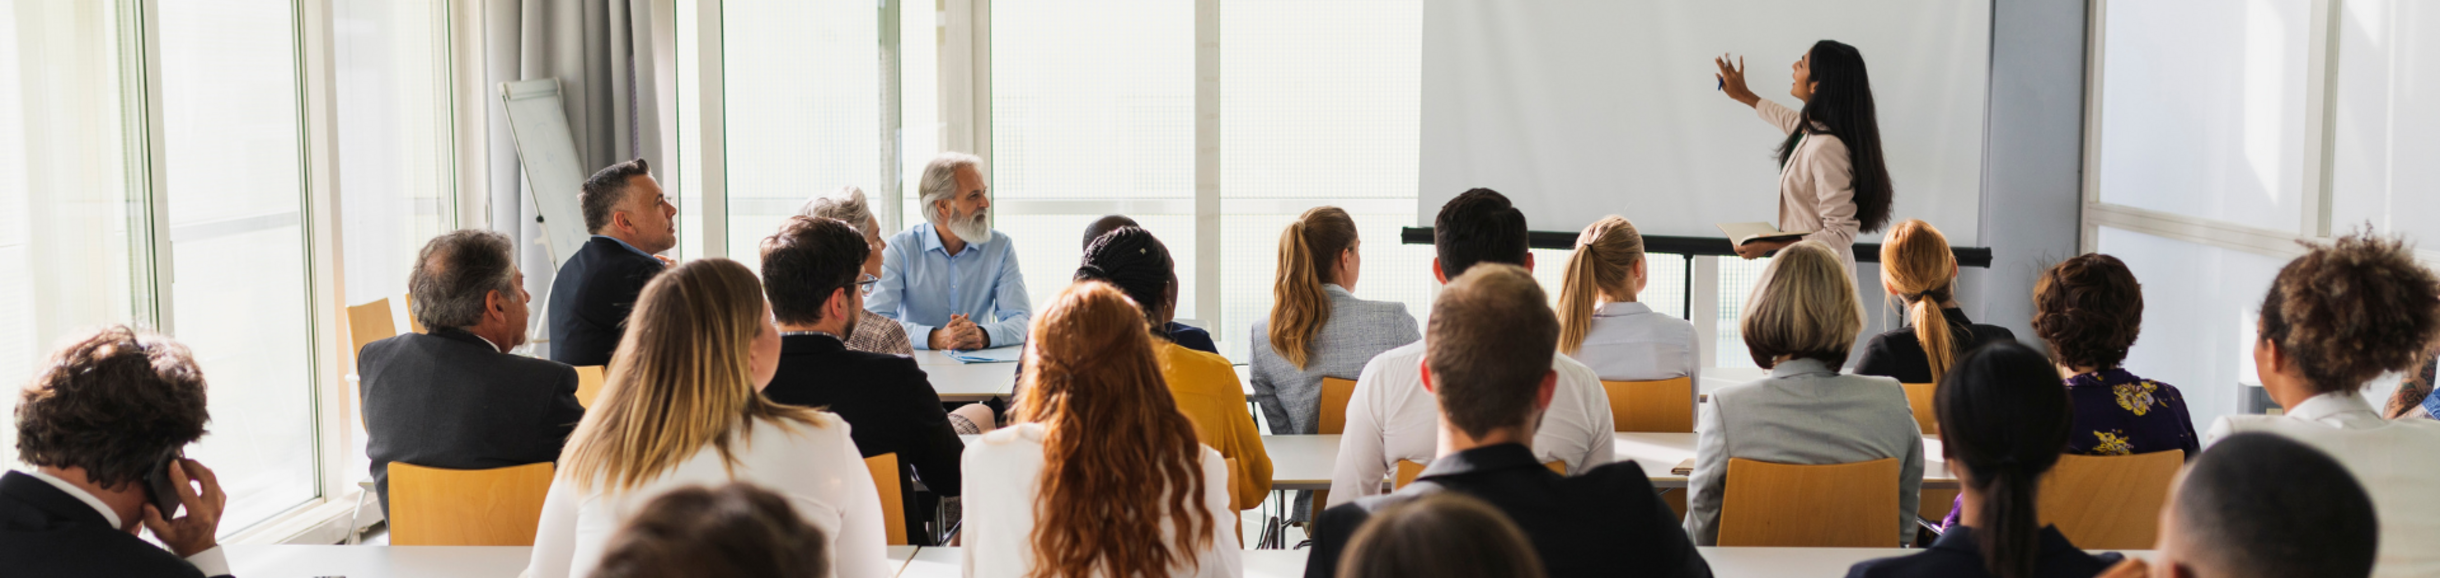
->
[2211, 232, 2440, 578]
[2034, 254, 2199, 459]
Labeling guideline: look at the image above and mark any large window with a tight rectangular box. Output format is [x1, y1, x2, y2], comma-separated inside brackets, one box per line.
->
[2331, 0, 2440, 247]
[2096, 0, 2314, 231]
[335, 0, 455, 304]
[723, 0, 887, 268]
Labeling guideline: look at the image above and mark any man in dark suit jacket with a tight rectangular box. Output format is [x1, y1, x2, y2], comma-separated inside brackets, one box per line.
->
[1304, 265, 1710, 578]
[3, 326, 234, 578]
[548, 158, 676, 366]
[364, 230, 586, 516]
[757, 216, 966, 543]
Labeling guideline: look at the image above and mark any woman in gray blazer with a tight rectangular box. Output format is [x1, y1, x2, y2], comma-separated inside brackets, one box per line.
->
[1685, 240, 1924, 547]
[1248, 206, 1419, 435]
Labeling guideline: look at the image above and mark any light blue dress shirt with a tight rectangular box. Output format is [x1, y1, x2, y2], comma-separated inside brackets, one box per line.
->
[866, 222, 1032, 349]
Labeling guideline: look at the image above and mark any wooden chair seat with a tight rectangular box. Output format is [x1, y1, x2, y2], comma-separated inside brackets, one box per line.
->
[865, 453, 908, 546]
[2038, 450, 2183, 549]
[387, 462, 554, 546]
[1718, 457, 1901, 547]
[1602, 377, 1695, 433]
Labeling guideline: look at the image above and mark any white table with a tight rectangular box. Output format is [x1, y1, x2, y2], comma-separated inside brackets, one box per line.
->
[893, 545, 2148, 577]
[913, 348, 1259, 403]
[1613, 432, 1958, 490]
[897, 547, 1309, 578]
[226, 545, 532, 578]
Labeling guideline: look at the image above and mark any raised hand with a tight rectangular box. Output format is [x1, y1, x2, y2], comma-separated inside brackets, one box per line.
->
[140, 458, 226, 558]
[1715, 54, 1759, 107]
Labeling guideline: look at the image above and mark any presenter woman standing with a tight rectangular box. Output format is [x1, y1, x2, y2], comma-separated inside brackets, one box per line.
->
[1714, 41, 1894, 276]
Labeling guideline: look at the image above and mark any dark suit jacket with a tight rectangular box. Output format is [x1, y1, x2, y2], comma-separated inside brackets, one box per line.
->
[0, 471, 219, 578]
[548, 236, 665, 366]
[360, 328, 585, 515]
[761, 333, 965, 497]
[1854, 307, 2018, 384]
[1305, 443, 1711, 578]
[1846, 525, 2121, 578]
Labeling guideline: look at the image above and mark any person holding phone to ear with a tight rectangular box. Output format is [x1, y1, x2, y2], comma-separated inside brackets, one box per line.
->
[2, 325, 232, 578]
[1715, 40, 1895, 277]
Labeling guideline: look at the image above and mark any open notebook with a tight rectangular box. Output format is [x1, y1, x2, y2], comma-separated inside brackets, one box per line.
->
[1716, 222, 1809, 247]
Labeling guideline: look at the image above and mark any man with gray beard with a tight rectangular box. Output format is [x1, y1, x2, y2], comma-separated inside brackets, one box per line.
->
[866, 151, 1033, 350]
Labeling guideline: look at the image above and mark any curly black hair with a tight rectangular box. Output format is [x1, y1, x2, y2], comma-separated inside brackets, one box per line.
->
[2033, 254, 2145, 371]
[2260, 232, 2440, 394]
[14, 325, 210, 490]
[1073, 225, 1174, 329]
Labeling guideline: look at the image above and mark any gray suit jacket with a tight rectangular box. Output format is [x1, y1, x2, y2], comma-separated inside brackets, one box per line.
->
[1246, 284, 1419, 435]
[359, 328, 585, 516]
[1685, 357, 1924, 546]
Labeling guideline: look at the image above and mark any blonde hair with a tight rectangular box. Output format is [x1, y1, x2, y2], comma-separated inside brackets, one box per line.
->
[1740, 241, 1864, 368]
[1268, 206, 1359, 369]
[1556, 216, 1646, 355]
[1879, 219, 1962, 379]
[558, 258, 828, 493]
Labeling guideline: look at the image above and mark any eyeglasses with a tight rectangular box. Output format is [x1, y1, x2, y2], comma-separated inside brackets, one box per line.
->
[856, 273, 880, 296]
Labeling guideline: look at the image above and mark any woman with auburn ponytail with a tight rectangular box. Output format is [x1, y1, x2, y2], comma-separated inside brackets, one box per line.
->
[1249, 206, 1419, 436]
[1856, 219, 2015, 385]
[961, 281, 1240, 578]
[1848, 341, 2124, 578]
[1555, 215, 1700, 388]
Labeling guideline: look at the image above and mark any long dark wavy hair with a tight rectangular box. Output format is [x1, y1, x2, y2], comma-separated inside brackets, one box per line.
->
[1779, 40, 1894, 233]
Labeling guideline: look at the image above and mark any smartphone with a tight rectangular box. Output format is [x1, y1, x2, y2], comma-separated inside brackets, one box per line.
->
[143, 452, 184, 519]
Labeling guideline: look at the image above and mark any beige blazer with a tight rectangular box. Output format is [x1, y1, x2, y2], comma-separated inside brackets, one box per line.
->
[1756, 99, 1860, 274]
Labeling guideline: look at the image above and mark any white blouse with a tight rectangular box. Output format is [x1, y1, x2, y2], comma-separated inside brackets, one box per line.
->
[526, 414, 891, 578]
[1756, 98, 1861, 274]
[1572, 301, 1702, 386]
[960, 423, 1241, 578]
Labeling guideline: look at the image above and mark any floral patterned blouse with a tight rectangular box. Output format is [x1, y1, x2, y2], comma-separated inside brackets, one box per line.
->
[2063, 368, 2200, 458]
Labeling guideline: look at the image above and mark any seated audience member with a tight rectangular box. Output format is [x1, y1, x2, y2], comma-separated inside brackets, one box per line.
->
[1555, 215, 1700, 384]
[362, 230, 585, 516]
[1329, 190, 1615, 509]
[2382, 353, 2436, 420]
[1847, 342, 2123, 578]
[551, 158, 677, 366]
[1082, 214, 1216, 353]
[2208, 232, 2440, 578]
[798, 186, 913, 356]
[592, 483, 830, 578]
[2095, 433, 2379, 578]
[756, 216, 966, 535]
[1250, 205, 1419, 436]
[962, 282, 1240, 578]
[528, 259, 886, 578]
[1687, 240, 1922, 547]
[1072, 226, 1272, 511]
[1334, 493, 1547, 578]
[867, 151, 1031, 351]
[1855, 219, 2016, 384]
[1306, 264, 1707, 578]
[2, 326, 230, 578]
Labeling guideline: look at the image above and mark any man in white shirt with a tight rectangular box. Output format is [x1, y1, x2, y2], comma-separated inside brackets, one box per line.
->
[1327, 189, 1615, 507]
[1, 326, 232, 578]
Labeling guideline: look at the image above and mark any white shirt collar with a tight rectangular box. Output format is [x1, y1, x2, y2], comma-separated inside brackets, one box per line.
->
[475, 332, 508, 353]
[2287, 390, 2384, 428]
[23, 469, 121, 529]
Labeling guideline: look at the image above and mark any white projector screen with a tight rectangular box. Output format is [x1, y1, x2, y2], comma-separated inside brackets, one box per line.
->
[1419, 0, 1991, 245]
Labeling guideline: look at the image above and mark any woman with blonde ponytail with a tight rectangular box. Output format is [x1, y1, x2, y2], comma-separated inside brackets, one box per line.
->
[1555, 216, 1700, 386]
[1248, 206, 1419, 436]
[1855, 219, 2016, 385]
[528, 259, 889, 578]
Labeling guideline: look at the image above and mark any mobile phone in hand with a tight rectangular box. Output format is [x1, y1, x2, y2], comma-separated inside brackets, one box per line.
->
[144, 453, 184, 518]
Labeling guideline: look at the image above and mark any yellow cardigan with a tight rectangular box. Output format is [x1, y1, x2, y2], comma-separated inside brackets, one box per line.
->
[1155, 341, 1274, 510]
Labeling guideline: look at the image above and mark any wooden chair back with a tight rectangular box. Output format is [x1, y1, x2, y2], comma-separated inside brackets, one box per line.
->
[1601, 377, 1696, 432]
[1901, 383, 1939, 435]
[386, 462, 554, 546]
[1718, 457, 1901, 547]
[865, 453, 908, 546]
[345, 298, 398, 357]
[2038, 450, 2184, 549]
[1393, 459, 1567, 490]
[573, 366, 607, 409]
[402, 293, 427, 333]
[1318, 377, 1357, 435]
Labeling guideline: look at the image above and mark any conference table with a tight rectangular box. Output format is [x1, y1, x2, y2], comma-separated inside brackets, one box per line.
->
[913, 347, 1259, 403]
[225, 544, 2147, 577]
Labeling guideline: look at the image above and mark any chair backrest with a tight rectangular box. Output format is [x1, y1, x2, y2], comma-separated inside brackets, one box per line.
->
[1393, 458, 1568, 490]
[1901, 383, 1938, 435]
[402, 293, 427, 334]
[574, 366, 607, 409]
[865, 453, 907, 546]
[2037, 450, 2184, 549]
[1718, 457, 1901, 547]
[346, 298, 399, 358]
[1318, 377, 1358, 434]
[387, 462, 555, 546]
[1601, 377, 1696, 433]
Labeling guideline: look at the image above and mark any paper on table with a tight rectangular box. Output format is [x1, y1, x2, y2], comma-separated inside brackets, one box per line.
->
[947, 346, 1023, 364]
[1716, 222, 1809, 247]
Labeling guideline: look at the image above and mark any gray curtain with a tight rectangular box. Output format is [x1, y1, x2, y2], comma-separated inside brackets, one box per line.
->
[484, 0, 662, 355]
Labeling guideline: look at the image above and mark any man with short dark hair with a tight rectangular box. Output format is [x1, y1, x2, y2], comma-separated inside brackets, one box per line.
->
[549, 158, 676, 365]
[363, 229, 585, 516]
[1326, 188, 1616, 507]
[1305, 265, 1708, 578]
[2097, 432, 2379, 578]
[2, 326, 234, 578]
[758, 216, 965, 543]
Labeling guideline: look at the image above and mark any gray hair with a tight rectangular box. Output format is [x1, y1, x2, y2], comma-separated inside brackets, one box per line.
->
[798, 186, 877, 237]
[916, 152, 982, 225]
[408, 229, 520, 330]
